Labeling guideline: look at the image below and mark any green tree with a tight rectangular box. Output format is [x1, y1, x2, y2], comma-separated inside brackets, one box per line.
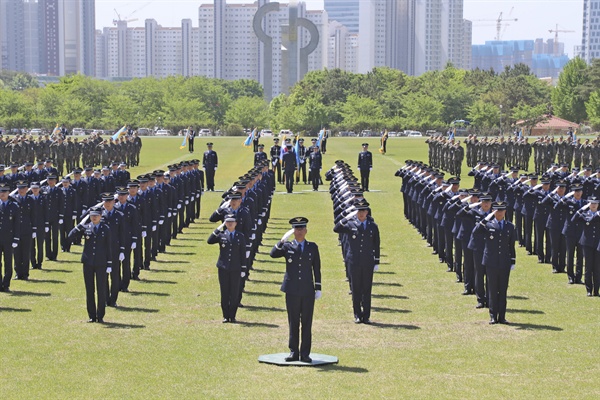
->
[467, 100, 501, 132]
[512, 102, 549, 135]
[552, 57, 588, 123]
[225, 96, 268, 129]
[340, 94, 384, 132]
[586, 90, 600, 130]
[402, 93, 444, 131]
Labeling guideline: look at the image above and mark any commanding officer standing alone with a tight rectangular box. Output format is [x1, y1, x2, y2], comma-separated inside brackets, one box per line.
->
[358, 143, 373, 191]
[333, 199, 380, 323]
[270, 217, 322, 363]
[207, 214, 247, 323]
[203, 142, 218, 191]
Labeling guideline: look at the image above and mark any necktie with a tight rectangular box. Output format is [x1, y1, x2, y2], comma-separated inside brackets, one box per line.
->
[230, 232, 234, 241]
[500, 221, 504, 230]
[94, 225, 98, 234]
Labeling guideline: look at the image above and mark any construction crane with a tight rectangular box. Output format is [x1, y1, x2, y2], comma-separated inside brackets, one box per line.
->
[474, 10, 518, 41]
[112, 1, 154, 26]
[548, 24, 574, 56]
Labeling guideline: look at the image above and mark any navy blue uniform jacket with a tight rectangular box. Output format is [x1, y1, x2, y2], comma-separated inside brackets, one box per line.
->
[270, 240, 321, 296]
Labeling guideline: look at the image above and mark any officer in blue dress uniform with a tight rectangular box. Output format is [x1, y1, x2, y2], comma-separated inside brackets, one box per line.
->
[0, 183, 20, 292]
[358, 143, 373, 191]
[308, 145, 322, 191]
[100, 192, 125, 307]
[59, 176, 78, 253]
[281, 143, 297, 193]
[270, 217, 322, 363]
[115, 186, 139, 292]
[11, 180, 34, 280]
[29, 181, 48, 270]
[43, 174, 61, 261]
[207, 213, 247, 323]
[270, 138, 282, 184]
[254, 144, 268, 166]
[203, 142, 218, 191]
[558, 184, 584, 284]
[68, 207, 112, 323]
[333, 200, 380, 323]
[474, 201, 516, 324]
[572, 196, 600, 296]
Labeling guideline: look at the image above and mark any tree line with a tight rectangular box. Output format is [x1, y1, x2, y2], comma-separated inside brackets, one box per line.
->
[1, 59, 599, 135]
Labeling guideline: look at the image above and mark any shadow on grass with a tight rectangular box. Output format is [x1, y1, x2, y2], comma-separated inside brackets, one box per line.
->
[54, 260, 79, 264]
[372, 282, 403, 288]
[372, 294, 409, 300]
[149, 269, 186, 273]
[507, 295, 529, 300]
[245, 291, 281, 298]
[507, 309, 545, 315]
[251, 268, 280, 275]
[255, 259, 284, 265]
[171, 252, 196, 256]
[244, 305, 286, 312]
[369, 322, 420, 330]
[128, 291, 170, 297]
[167, 244, 194, 248]
[175, 238, 199, 242]
[41, 269, 73, 273]
[10, 291, 51, 297]
[0, 307, 32, 312]
[116, 306, 160, 313]
[375, 271, 396, 275]
[102, 321, 146, 329]
[26, 279, 66, 284]
[371, 306, 411, 314]
[248, 279, 280, 285]
[236, 321, 279, 328]
[512, 322, 563, 331]
[138, 279, 177, 285]
[317, 365, 369, 373]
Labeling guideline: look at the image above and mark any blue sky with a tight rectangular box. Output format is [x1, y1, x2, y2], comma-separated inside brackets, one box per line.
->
[96, 0, 583, 57]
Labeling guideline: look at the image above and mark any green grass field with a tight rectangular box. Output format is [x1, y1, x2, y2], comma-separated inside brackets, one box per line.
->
[1, 137, 599, 399]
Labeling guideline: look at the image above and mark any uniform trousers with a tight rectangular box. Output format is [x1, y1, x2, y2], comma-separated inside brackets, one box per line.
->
[582, 245, 600, 295]
[473, 250, 487, 305]
[60, 217, 75, 252]
[46, 219, 59, 260]
[565, 237, 583, 282]
[360, 169, 370, 191]
[107, 254, 121, 306]
[486, 265, 511, 321]
[205, 168, 216, 191]
[83, 263, 108, 321]
[31, 230, 45, 268]
[0, 242, 14, 289]
[454, 237, 463, 281]
[120, 245, 133, 291]
[534, 221, 551, 262]
[296, 161, 307, 183]
[284, 170, 295, 193]
[550, 230, 566, 272]
[523, 215, 534, 253]
[463, 246, 475, 293]
[14, 233, 32, 279]
[350, 266, 374, 320]
[285, 293, 314, 358]
[218, 268, 241, 320]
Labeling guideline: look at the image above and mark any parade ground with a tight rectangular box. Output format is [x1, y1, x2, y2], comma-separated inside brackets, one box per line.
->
[1, 136, 599, 399]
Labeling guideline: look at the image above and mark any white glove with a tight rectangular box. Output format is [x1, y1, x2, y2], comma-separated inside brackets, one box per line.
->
[370, 167, 372, 171]
[315, 290, 322, 300]
[12, 242, 18, 248]
[196, 194, 200, 199]
[300, 159, 304, 164]
[142, 231, 147, 238]
[281, 228, 295, 242]
[374, 264, 379, 272]
[344, 210, 359, 221]
[214, 167, 217, 170]
[107, 267, 112, 273]
[245, 251, 251, 258]
[217, 222, 226, 231]
[131, 242, 137, 250]
[258, 219, 262, 225]
[177, 204, 182, 209]
[167, 212, 171, 218]
[58, 219, 64, 225]
[510, 264, 515, 270]
[32, 232, 36, 239]
[152, 225, 157, 231]
[272, 160, 276, 166]
[159, 220, 164, 225]
[185, 200, 189, 205]
[45, 227, 49, 233]
[241, 272, 246, 278]
[251, 234, 256, 240]
[119, 253, 125, 262]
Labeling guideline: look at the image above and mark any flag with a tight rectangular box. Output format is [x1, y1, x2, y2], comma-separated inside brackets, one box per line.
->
[179, 131, 188, 150]
[243, 129, 255, 147]
[279, 134, 287, 159]
[573, 130, 577, 143]
[316, 129, 324, 148]
[51, 124, 60, 138]
[518, 129, 523, 139]
[379, 130, 387, 154]
[449, 128, 455, 141]
[111, 125, 127, 141]
[294, 134, 301, 171]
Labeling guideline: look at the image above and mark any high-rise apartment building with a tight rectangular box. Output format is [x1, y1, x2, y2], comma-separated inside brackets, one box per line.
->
[324, 0, 359, 33]
[0, 0, 95, 76]
[581, 0, 600, 63]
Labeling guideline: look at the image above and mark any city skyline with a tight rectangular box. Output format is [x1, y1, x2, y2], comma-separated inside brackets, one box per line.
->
[96, 0, 584, 57]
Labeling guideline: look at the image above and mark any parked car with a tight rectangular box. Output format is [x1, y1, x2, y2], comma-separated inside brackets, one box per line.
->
[361, 130, 373, 137]
[198, 128, 211, 136]
[137, 127, 152, 136]
[405, 130, 423, 137]
[155, 129, 172, 136]
[279, 129, 293, 137]
[30, 128, 44, 136]
[72, 128, 85, 136]
[260, 129, 273, 137]
[387, 131, 398, 137]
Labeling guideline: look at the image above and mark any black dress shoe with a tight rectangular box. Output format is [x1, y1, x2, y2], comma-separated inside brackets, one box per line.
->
[587, 292, 592, 297]
[462, 290, 471, 295]
[489, 318, 497, 325]
[476, 303, 485, 309]
[456, 278, 463, 283]
[568, 278, 574, 284]
[121, 288, 129, 292]
[222, 318, 229, 323]
[132, 276, 140, 281]
[238, 303, 244, 308]
[300, 356, 312, 363]
[498, 319, 510, 325]
[362, 318, 371, 325]
[87, 318, 96, 323]
[230, 318, 237, 323]
[285, 353, 299, 362]
[354, 317, 362, 324]
[97, 319, 104, 323]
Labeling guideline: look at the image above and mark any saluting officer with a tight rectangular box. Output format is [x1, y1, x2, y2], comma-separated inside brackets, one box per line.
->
[281, 143, 297, 194]
[358, 143, 373, 191]
[0, 183, 20, 292]
[115, 186, 139, 292]
[100, 193, 126, 307]
[43, 175, 62, 261]
[333, 199, 380, 324]
[207, 213, 247, 323]
[474, 201, 516, 325]
[270, 217, 321, 364]
[29, 181, 48, 270]
[11, 180, 34, 281]
[203, 142, 218, 191]
[572, 196, 600, 297]
[308, 145, 322, 191]
[68, 207, 112, 323]
[270, 138, 282, 184]
[254, 144, 268, 166]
